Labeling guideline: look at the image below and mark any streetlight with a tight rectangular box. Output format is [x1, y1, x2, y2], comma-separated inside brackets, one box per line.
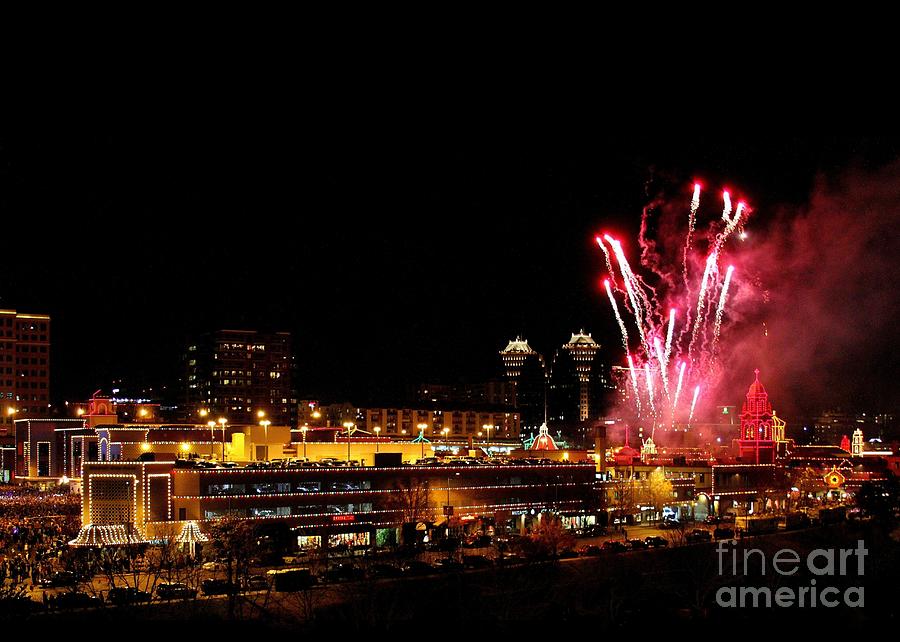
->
[482, 423, 493, 448]
[374, 426, 381, 452]
[207, 421, 216, 459]
[259, 419, 271, 461]
[343, 421, 354, 462]
[218, 417, 228, 461]
[300, 425, 309, 459]
[417, 423, 428, 459]
[199, 409, 208, 419]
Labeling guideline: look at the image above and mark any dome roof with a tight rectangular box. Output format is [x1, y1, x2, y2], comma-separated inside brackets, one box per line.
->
[528, 422, 559, 451]
[746, 369, 767, 397]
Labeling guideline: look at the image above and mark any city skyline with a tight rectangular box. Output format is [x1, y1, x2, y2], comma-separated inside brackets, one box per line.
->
[2, 133, 899, 419]
[3, 131, 900, 633]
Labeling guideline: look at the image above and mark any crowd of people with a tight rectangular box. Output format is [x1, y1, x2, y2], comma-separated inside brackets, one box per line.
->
[0, 487, 81, 587]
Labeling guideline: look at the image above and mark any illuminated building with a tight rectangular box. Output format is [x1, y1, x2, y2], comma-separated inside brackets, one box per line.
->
[74, 457, 598, 546]
[183, 329, 296, 426]
[548, 331, 612, 446]
[416, 380, 515, 408]
[14, 418, 93, 484]
[737, 369, 777, 465]
[300, 402, 521, 444]
[499, 337, 546, 429]
[0, 309, 51, 437]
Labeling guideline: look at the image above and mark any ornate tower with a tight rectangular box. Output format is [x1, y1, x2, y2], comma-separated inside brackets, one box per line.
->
[500, 337, 546, 429]
[561, 330, 600, 421]
[851, 428, 864, 457]
[737, 369, 776, 464]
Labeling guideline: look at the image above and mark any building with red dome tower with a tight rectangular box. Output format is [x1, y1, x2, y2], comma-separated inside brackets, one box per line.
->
[737, 369, 776, 465]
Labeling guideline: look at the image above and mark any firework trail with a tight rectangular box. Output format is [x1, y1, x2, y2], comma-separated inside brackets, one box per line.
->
[596, 237, 619, 292]
[604, 279, 630, 352]
[688, 385, 701, 424]
[683, 183, 701, 285]
[689, 250, 718, 358]
[627, 354, 642, 414]
[672, 361, 687, 410]
[604, 234, 650, 353]
[664, 308, 675, 363]
[653, 336, 669, 397]
[712, 265, 735, 350]
[644, 363, 655, 412]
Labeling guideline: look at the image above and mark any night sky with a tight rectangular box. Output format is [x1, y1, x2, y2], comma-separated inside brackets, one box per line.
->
[2, 132, 899, 418]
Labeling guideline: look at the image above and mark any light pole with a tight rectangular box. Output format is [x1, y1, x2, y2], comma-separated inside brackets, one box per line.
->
[343, 422, 354, 462]
[218, 417, 228, 461]
[259, 419, 271, 461]
[301, 425, 308, 459]
[207, 421, 216, 459]
[484, 423, 493, 450]
[417, 422, 428, 459]
[374, 426, 381, 452]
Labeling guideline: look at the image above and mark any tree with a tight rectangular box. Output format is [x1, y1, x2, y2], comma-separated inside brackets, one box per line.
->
[383, 476, 434, 547]
[527, 514, 576, 559]
[644, 468, 674, 516]
[206, 517, 257, 619]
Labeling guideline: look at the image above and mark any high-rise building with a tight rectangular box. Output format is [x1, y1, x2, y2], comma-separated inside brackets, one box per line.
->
[0, 309, 51, 437]
[183, 330, 296, 426]
[499, 337, 546, 429]
[549, 330, 606, 423]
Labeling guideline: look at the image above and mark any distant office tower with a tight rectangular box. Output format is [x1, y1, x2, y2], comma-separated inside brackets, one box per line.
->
[184, 330, 296, 426]
[0, 309, 51, 436]
[549, 330, 606, 425]
[499, 337, 546, 429]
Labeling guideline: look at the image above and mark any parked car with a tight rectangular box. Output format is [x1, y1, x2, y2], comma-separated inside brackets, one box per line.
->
[714, 527, 735, 540]
[462, 534, 492, 548]
[463, 554, 494, 568]
[433, 558, 465, 573]
[369, 563, 403, 579]
[243, 575, 269, 591]
[323, 563, 364, 583]
[497, 553, 526, 566]
[576, 525, 607, 538]
[557, 549, 580, 560]
[201, 578, 236, 595]
[52, 591, 101, 610]
[628, 538, 649, 550]
[156, 582, 197, 600]
[658, 519, 681, 530]
[578, 545, 602, 556]
[107, 587, 152, 606]
[401, 560, 436, 576]
[686, 529, 713, 543]
[601, 541, 628, 553]
[39, 571, 77, 588]
[644, 535, 669, 548]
